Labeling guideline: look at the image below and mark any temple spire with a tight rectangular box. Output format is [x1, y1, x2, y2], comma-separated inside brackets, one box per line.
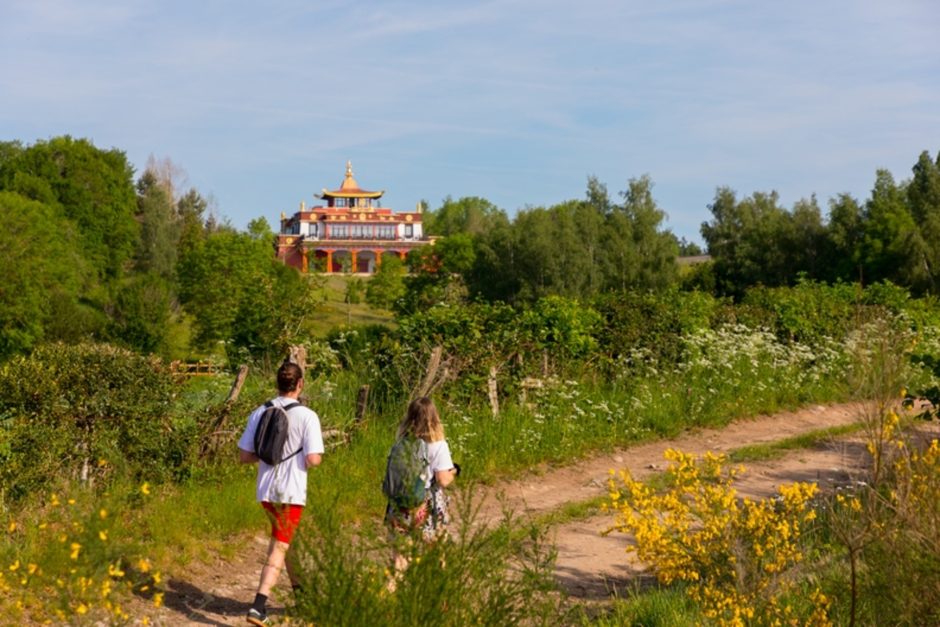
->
[341, 160, 360, 191]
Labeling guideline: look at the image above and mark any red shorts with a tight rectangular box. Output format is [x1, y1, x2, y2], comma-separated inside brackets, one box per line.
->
[261, 502, 304, 544]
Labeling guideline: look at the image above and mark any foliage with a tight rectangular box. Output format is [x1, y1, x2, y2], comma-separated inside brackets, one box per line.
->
[701, 150, 940, 297]
[0, 191, 91, 358]
[0, 343, 190, 505]
[108, 273, 174, 356]
[289, 491, 566, 626]
[177, 218, 323, 361]
[366, 254, 407, 310]
[605, 449, 831, 626]
[0, 484, 164, 623]
[0, 136, 138, 282]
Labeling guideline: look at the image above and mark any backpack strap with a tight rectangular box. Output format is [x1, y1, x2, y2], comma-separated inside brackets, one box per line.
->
[278, 401, 304, 462]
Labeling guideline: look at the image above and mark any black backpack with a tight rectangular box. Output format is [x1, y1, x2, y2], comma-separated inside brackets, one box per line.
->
[382, 436, 429, 510]
[253, 401, 303, 466]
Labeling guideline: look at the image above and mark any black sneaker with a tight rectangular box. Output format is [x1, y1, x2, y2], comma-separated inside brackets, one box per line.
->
[246, 607, 269, 626]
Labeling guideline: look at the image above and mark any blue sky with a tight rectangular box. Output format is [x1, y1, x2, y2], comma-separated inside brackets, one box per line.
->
[2, 0, 938, 244]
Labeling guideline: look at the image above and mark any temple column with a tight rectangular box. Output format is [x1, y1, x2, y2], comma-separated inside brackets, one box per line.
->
[374, 250, 382, 269]
[351, 250, 358, 273]
[301, 248, 309, 273]
[326, 250, 333, 273]
[398, 251, 406, 261]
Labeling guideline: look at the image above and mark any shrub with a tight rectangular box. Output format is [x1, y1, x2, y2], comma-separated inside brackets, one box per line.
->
[289, 490, 566, 626]
[605, 449, 830, 626]
[0, 343, 190, 504]
[0, 483, 164, 623]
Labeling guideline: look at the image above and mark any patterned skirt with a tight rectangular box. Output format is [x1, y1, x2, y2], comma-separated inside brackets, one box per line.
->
[385, 485, 450, 540]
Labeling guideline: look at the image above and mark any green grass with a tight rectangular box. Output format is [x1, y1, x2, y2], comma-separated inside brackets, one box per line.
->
[728, 423, 864, 463]
[308, 275, 394, 336]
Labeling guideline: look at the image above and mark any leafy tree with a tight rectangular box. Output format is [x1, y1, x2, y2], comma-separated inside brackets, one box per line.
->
[366, 255, 407, 310]
[424, 196, 507, 236]
[678, 237, 704, 257]
[860, 169, 916, 286]
[0, 136, 138, 281]
[827, 193, 866, 282]
[108, 272, 173, 355]
[905, 150, 940, 293]
[176, 225, 272, 346]
[701, 188, 825, 296]
[230, 261, 321, 362]
[135, 169, 179, 279]
[0, 191, 89, 357]
[615, 175, 678, 291]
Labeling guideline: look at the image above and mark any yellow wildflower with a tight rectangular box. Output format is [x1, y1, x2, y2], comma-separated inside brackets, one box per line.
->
[140, 482, 151, 495]
[153, 592, 164, 608]
[70, 543, 82, 560]
[99, 508, 108, 519]
[75, 603, 88, 615]
[8, 560, 19, 572]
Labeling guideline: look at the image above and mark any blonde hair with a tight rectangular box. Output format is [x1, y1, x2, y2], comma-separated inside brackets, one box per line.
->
[397, 397, 445, 442]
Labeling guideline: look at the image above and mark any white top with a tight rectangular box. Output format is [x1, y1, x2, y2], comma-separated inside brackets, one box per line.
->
[423, 439, 454, 489]
[238, 396, 325, 505]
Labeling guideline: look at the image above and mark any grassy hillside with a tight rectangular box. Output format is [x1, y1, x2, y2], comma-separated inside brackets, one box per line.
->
[308, 274, 395, 337]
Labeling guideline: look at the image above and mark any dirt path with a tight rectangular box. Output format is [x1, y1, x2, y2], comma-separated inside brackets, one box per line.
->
[135, 401, 935, 625]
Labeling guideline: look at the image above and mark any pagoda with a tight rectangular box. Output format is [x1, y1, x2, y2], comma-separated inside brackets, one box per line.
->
[275, 162, 427, 273]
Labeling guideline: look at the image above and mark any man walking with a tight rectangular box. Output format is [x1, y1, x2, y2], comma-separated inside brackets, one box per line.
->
[238, 361, 324, 626]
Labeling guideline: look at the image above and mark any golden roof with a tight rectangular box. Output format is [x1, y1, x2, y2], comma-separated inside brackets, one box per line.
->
[318, 161, 384, 199]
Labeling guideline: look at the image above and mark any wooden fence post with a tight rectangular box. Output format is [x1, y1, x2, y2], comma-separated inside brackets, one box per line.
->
[226, 365, 249, 404]
[356, 385, 370, 423]
[487, 366, 500, 418]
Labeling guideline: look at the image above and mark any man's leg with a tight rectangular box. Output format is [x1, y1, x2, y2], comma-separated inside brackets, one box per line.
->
[257, 537, 290, 596]
[249, 503, 302, 623]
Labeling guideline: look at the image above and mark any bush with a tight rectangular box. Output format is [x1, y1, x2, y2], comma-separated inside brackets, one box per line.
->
[289, 489, 567, 626]
[605, 449, 831, 626]
[0, 343, 191, 504]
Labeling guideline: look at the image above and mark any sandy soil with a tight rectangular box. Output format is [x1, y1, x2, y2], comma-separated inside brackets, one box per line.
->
[131, 401, 937, 625]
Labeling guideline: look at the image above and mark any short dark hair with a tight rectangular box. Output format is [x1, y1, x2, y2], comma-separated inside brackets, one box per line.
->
[276, 361, 304, 393]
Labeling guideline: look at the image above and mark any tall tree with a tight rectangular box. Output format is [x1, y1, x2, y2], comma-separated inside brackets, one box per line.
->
[0, 136, 138, 282]
[826, 193, 866, 282]
[860, 169, 916, 286]
[135, 169, 179, 279]
[905, 150, 940, 293]
[0, 192, 89, 356]
[616, 175, 678, 290]
[425, 196, 507, 236]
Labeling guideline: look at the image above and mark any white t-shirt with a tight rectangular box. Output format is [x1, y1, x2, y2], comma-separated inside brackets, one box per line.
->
[423, 439, 454, 488]
[237, 396, 325, 505]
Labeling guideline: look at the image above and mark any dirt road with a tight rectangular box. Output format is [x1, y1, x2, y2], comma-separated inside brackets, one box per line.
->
[137, 401, 936, 624]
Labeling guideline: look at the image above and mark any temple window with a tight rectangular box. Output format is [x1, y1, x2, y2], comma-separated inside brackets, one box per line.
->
[404, 224, 413, 238]
[332, 224, 349, 238]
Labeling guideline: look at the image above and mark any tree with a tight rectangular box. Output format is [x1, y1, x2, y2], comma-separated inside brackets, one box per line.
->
[109, 272, 173, 355]
[678, 237, 703, 257]
[905, 150, 940, 293]
[616, 175, 678, 290]
[0, 136, 139, 282]
[0, 191, 89, 357]
[366, 255, 407, 310]
[827, 193, 865, 282]
[135, 169, 179, 279]
[424, 196, 507, 236]
[860, 169, 916, 286]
